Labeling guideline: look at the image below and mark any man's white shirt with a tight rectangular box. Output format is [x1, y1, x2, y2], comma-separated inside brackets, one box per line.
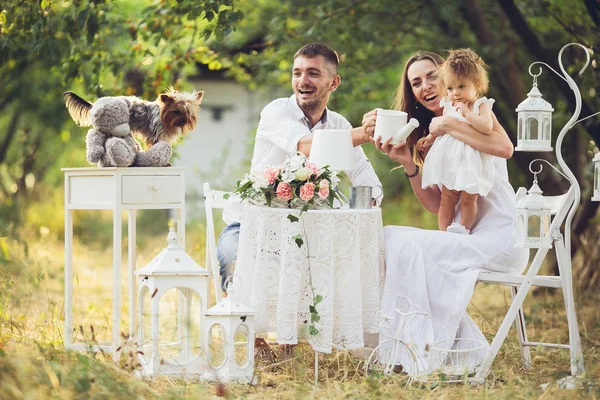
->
[222, 95, 383, 225]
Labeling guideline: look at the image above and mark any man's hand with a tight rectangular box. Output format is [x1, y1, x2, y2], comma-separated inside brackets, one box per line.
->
[361, 109, 378, 138]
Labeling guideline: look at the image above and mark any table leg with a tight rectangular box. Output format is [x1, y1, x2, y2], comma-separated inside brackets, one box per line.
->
[113, 208, 122, 362]
[64, 208, 73, 348]
[176, 207, 185, 250]
[128, 210, 137, 341]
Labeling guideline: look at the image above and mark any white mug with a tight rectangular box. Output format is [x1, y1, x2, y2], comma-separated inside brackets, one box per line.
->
[374, 109, 419, 145]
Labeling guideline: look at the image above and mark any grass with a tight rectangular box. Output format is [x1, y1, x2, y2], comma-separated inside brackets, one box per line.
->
[1, 220, 599, 399]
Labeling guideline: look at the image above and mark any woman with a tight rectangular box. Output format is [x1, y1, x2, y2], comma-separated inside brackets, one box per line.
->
[363, 51, 529, 374]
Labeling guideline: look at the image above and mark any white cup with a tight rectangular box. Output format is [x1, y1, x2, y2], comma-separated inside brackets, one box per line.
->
[374, 109, 419, 145]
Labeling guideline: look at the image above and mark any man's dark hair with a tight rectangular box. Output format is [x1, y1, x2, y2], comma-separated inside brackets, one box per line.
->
[294, 43, 339, 76]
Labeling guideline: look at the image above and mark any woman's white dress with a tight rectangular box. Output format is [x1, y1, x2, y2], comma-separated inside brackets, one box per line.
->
[379, 156, 529, 374]
[422, 97, 495, 196]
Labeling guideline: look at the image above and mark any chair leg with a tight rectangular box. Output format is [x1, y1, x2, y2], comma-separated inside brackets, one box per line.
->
[554, 240, 585, 376]
[510, 286, 532, 368]
[474, 247, 549, 381]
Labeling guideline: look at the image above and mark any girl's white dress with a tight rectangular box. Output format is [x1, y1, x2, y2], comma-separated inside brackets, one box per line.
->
[422, 97, 495, 196]
[379, 156, 529, 374]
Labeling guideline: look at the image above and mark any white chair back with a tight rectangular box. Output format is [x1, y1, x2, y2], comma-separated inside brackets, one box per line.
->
[203, 182, 232, 304]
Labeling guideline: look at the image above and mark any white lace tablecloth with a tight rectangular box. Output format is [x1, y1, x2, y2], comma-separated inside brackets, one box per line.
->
[235, 204, 385, 353]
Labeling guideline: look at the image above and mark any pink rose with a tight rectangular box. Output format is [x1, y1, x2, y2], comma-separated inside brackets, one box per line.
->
[276, 182, 293, 201]
[305, 161, 319, 176]
[264, 167, 280, 185]
[299, 182, 315, 201]
[318, 186, 329, 199]
[318, 180, 329, 199]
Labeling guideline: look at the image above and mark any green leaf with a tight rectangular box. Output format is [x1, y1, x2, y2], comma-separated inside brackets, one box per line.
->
[311, 313, 320, 322]
[301, 203, 309, 213]
[309, 305, 317, 314]
[287, 214, 299, 223]
[309, 325, 319, 336]
[293, 234, 303, 248]
[223, 193, 230, 200]
[314, 294, 323, 305]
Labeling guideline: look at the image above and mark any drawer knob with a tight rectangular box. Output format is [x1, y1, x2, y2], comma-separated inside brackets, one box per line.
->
[150, 185, 159, 192]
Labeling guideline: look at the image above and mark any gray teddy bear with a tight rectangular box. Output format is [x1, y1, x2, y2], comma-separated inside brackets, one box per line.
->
[85, 97, 171, 167]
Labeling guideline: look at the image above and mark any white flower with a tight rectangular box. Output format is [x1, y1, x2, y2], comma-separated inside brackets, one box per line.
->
[295, 167, 312, 181]
[329, 172, 340, 188]
[281, 169, 295, 183]
[287, 153, 305, 170]
[251, 174, 269, 190]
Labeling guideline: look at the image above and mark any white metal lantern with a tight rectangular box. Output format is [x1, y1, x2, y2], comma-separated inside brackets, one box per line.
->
[515, 76, 554, 152]
[516, 173, 553, 248]
[203, 280, 256, 384]
[136, 223, 210, 377]
[593, 152, 600, 202]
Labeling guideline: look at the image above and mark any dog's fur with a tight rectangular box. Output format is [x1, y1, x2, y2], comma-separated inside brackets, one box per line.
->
[64, 88, 204, 147]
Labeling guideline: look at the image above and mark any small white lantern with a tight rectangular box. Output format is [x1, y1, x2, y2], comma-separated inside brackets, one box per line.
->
[203, 281, 256, 384]
[516, 172, 553, 248]
[515, 77, 554, 152]
[136, 224, 210, 377]
[593, 152, 600, 202]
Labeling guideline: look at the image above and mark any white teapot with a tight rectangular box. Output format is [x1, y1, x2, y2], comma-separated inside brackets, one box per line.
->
[374, 109, 420, 145]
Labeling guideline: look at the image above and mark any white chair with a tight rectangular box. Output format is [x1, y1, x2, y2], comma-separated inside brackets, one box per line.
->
[474, 186, 585, 381]
[203, 182, 233, 304]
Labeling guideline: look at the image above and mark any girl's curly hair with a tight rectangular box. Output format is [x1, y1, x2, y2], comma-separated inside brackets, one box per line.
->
[439, 48, 489, 95]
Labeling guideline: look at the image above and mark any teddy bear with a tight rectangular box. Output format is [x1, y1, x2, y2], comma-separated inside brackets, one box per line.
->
[64, 88, 203, 168]
[84, 97, 171, 167]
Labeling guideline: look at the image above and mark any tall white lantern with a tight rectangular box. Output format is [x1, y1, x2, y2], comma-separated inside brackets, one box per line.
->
[203, 282, 256, 384]
[515, 79, 554, 152]
[516, 174, 553, 249]
[593, 152, 600, 202]
[136, 224, 210, 377]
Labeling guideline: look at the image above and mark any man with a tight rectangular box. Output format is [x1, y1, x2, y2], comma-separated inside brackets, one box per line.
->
[217, 43, 383, 292]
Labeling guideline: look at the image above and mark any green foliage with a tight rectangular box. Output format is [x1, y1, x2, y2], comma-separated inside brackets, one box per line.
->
[0, 0, 243, 233]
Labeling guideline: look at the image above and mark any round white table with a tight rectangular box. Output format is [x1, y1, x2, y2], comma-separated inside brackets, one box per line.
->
[235, 203, 385, 353]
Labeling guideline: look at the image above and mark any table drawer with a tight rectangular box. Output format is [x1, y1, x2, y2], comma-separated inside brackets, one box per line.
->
[122, 175, 182, 204]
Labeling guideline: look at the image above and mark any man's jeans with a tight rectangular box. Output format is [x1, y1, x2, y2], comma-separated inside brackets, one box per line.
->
[216, 222, 240, 292]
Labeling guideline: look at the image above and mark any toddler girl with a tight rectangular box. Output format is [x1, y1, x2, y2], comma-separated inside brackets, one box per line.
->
[418, 48, 495, 234]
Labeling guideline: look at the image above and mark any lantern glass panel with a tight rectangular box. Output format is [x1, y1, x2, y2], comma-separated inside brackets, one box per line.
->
[158, 288, 203, 360]
[527, 117, 539, 140]
[234, 323, 250, 368]
[543, 116, 551, 140]
[527, 215, 541, 238]
[140, 286, 153, 349]
[518, 117, 523, 140]
[542, 215, 551, 236]
[595, 164, 599, 193]
[208, 324, 227, 368]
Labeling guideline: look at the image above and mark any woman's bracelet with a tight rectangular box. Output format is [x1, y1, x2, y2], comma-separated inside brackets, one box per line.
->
[405, 165, 420, 179]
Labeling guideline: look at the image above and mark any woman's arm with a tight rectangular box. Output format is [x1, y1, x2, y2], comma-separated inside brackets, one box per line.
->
[371, 135, 441, 214]
[430, 111, 513, 159]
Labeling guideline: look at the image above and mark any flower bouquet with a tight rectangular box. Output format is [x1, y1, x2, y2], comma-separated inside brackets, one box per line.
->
[234, 153, 344, 209]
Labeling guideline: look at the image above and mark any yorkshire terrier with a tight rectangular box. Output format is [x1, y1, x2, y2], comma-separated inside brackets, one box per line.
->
[63, 87, 204, 147]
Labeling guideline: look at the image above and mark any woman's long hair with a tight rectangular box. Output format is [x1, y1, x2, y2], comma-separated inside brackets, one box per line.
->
[392, 51, 444, 167]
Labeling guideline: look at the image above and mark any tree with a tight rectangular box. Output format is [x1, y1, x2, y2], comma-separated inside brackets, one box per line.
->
[0, 0, 243, 233]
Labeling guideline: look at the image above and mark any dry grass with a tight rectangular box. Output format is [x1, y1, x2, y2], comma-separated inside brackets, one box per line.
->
[1, 225, 599, 399]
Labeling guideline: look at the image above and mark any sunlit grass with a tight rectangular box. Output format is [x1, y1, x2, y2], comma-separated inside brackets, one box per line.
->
[1, 222, 599, 399]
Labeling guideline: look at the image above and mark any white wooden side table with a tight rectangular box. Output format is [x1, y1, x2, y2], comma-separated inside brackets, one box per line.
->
[63, 167, 185, 360]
